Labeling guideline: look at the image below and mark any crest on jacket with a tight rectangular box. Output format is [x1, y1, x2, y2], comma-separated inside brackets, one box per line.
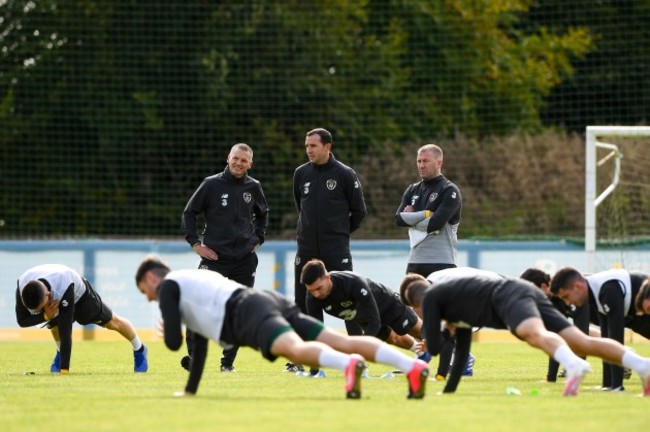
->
[243, 192, 252, 203]
[326, 179, 337, 190]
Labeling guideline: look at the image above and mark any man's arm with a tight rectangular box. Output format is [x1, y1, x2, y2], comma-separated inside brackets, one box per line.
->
[443, 328, 471, 393]
[599, 281, 626, 344]
[185, 333, 208, 395]
[426, 186, 461, 233]
[394, 185, 414, 227]
[305, 294, 326, 322]
[351, 280, 383, 337]
[292, 170, 302, 214]
[422, 295, 445, 356]
[158, 280, 184, 350]
[57, 285, 76, 372]
[253, 183, 269, 245]
[180, 180, 208, 247]
[347, 170, 367, 233]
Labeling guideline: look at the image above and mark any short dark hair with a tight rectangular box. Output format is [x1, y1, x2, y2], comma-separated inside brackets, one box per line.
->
[300, 259, 327, 285]
[635, 278, 650, 313]
[549, 266, 582, 295]
[135, 255, 171, 285]
[399, 273, 427, 305]
[405, 280, 430, 307]
[22, 280, 46, 309]
[306, 128, 333, 146]
[519, 268, 551, 289]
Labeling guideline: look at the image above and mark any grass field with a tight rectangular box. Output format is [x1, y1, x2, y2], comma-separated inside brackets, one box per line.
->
[1, 340, 649, 432]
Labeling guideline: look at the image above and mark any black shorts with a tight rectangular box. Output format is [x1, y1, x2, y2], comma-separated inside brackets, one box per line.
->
[47, 280, 113, 328]
[221, 289, 325, 361]
[492, 280, 572, 337]
[375, 294, 419, 340]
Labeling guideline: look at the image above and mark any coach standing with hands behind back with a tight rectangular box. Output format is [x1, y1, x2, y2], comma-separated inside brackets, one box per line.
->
[181, 143, 269, 372]
[290, 128, 367, 374]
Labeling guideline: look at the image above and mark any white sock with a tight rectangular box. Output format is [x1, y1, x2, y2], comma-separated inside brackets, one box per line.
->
[130, 337, 143, 351]
[553, 345, 581, 368]
[409, 340, 419, 353]
[622, 349, 650, 375]
[317, 349, 351, 370]
[375, 344, 416, 373]
[55, 341, 61, 350]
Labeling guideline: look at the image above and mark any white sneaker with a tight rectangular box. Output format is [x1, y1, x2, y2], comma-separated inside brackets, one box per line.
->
[562, 360, 592, 396]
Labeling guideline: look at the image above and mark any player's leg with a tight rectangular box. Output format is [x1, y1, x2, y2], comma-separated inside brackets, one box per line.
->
[558, 325, 650, 393]
[49, 325, 61, 372]
[385, 329, 417, 351]
[515, 317, 592, 396]
[406, 263, 464, 378]
[270, 331, 365, 398]
[104, 313, 148, 372]
[316, 327, 429, 398]
[217, 254, 258, 372]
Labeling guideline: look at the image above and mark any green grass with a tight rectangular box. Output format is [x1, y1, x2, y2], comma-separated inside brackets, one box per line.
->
[1, 340, 649, 432]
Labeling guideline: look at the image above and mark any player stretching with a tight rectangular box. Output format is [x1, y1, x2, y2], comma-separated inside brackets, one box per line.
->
[400, 270, 650, 396]
[135, 255, 428, 399]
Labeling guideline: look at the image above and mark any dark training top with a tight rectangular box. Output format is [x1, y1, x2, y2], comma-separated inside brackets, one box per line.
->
[181, 166, 269, 261]
[293, 154, 366, 257]
[421, 275, 572, 393]
[305, 271, 404, 337]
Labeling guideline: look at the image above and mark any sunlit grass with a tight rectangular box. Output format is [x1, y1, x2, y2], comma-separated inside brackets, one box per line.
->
[1, 340, 649, 432]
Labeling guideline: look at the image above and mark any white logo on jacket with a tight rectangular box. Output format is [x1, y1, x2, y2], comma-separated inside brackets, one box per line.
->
[303, 182, 311, 195]
[326, 179, 337, 190]
[221, 194, 228, 207]
[429, 193, 438, 202]
[243, 192, 252, 203]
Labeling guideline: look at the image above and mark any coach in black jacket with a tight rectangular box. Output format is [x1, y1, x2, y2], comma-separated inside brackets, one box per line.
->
[181, 143, 269, 372]
[293, 128, 367, 319]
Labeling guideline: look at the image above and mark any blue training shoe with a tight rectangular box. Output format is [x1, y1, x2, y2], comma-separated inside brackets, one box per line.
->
[134, 345, 148, 373]
[462, 353, 475, 376]
[50, 351, 61, 373]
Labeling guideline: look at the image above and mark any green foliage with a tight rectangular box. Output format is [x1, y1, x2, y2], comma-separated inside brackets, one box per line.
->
[0, 1, 642, 239]
[1, 340, 649, 432]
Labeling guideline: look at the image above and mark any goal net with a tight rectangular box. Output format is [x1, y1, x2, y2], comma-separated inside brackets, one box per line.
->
[585, 126, 650, 273]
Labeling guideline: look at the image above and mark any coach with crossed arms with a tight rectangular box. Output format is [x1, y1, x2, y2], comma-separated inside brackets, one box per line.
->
[181, 143, 268, 373]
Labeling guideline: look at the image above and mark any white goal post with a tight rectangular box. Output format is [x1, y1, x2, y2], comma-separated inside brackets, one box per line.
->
[585, 126, 650, 272]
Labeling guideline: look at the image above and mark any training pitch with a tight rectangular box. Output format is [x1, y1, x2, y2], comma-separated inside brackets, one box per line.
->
[1, 339, 649, 432]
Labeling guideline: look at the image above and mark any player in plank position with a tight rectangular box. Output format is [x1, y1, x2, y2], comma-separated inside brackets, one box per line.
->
[301, 259, 426, 358]
[16, 264, 148, 374]
[551, 266, 650, 391]
[134, 255, 429, 399]
[400, 269, 650, 396]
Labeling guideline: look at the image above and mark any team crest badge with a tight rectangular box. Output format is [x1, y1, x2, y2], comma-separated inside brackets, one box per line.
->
[295, 256, 301, 266]
[429, 193, 438, 202]
[326, 179, 337, 190]
[243, 192, 252, 203]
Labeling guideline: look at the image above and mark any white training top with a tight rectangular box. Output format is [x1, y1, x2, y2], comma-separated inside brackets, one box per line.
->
[426, 266, 505, 284]
[586, 269, 632, 316]
[164, 269, 243, 344]
[17, 264, 87, 316]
